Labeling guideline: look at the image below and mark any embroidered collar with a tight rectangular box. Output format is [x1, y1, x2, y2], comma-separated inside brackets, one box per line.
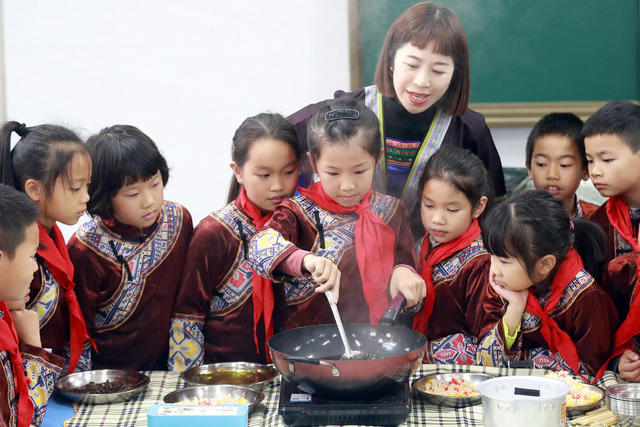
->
[100, 215, 160, 242]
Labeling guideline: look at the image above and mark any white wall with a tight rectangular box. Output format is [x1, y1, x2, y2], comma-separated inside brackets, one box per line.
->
[2, 0, 350, 238]
[1, 1, 605, 239]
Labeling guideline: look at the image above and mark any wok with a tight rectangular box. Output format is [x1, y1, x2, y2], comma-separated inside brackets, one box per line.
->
[268, 296, 426, 398]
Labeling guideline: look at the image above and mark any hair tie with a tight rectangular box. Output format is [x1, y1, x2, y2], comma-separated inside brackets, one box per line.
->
[569, 219, 575, 230]
[14, 123, 27, 137]
[325, 109, 359, 122]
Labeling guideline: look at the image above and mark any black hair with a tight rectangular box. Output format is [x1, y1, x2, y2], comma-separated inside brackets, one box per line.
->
[526, 113, 586, 168]
[482, 190, 606, 282]
[583, 101, 640, 152]
[227, 113, 303, 203]
[413, 146, 493, 236]
[85, 125, 169, 219]
[0, 121, 87, 195]
[306, 99, 381, 161]
[0, 183, 39, 258]
[374, 2, 470, 116]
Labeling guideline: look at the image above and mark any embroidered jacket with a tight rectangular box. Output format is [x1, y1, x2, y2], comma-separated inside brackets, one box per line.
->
[168, 200, 289, 371]
[68, 201, 192, 370]
[247, 191, 416, 329]
[476, 270, 618, 376]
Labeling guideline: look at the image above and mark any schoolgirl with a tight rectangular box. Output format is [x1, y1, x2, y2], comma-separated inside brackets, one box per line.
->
[168, 113, 301, 371]
[67, 125, 193, 370]
[477, 190, 617, 379]
[411, 146, 500, 364]
[248, 100, 425, 329]
[0, 121, 93, 374]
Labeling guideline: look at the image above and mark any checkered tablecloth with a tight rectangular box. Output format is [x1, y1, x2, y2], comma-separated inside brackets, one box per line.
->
[60, 364, 623, 426]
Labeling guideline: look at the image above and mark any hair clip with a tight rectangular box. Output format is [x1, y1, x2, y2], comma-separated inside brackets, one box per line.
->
[325, 109, 359, 122]
[569, 220, 575, 231]
[14, 123, 27, 137]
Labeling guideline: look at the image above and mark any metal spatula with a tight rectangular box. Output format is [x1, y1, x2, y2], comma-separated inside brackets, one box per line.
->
[325, 290, 360, 359]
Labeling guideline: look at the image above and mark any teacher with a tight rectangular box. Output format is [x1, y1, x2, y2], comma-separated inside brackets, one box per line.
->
[289, 2, 506, 233]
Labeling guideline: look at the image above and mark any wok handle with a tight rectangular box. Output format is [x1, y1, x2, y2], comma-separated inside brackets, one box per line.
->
[284, 356, 340, 377]
[379, 294, 407, 325]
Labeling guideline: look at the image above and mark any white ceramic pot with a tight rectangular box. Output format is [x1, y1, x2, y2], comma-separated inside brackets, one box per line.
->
[479, 376, 570, 427]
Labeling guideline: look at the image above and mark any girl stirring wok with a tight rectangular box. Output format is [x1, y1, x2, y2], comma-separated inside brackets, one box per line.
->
[248, 100, 425, 328]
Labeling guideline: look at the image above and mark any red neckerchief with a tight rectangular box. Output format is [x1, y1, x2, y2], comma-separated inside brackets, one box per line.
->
[0, 302, 34, 427]
[525, 248, 589, 382]
[37, 222, 93, 373]
[595, 197, 640, 380]
[412, 219, 481, 332]
[606, 196, 639, 253]
[298, 182, 396, 323]
[239, 188, 274, 360]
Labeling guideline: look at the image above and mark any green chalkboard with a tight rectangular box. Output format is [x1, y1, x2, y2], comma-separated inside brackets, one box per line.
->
[360, 0, 639, 103]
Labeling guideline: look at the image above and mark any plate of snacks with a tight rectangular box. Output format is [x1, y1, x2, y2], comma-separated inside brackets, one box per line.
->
[544, 371, 604, 413]
[55, 369, 150, 404]
[412, 373, 495, 407]
[163, 384, 264, 412]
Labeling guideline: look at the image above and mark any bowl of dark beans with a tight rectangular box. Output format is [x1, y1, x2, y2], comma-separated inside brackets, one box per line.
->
[55, 369, 150, 404]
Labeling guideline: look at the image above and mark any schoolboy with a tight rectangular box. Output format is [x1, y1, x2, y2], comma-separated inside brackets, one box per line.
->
[584, 101, 640, 261]
[584, 101, 640, 381]
[526, 112, 596, 218]
[0, 184, 64, 426]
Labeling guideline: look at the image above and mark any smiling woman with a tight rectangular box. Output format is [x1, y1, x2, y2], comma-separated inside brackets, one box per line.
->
[289, 2, 505, 237]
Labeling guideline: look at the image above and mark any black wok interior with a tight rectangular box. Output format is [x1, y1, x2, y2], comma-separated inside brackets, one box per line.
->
[269, 323, 426, 359]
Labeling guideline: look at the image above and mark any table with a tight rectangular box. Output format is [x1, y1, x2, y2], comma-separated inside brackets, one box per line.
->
[42, 364, 623, 426]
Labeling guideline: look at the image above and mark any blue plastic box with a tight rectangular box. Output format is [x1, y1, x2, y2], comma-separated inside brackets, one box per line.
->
[147, 403, 248, 427]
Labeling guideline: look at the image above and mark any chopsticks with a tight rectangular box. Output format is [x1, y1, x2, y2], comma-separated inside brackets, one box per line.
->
[569, 407, 618, 426]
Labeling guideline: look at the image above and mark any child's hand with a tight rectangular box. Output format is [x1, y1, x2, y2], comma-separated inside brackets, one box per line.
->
[389, 266, 426, 307]
[5, 299, 26, 311]
[619, 349, 640, 382]
[489, 273, 527, 336]
[302, 254, 341, 303]
[489, 273, 528, 309]
[8, 305, 41, 348]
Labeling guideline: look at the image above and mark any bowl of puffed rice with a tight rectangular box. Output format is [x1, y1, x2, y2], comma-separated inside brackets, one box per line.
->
[412, 373, 496, 408]
[544, 371, 604, 413]
[163, 384, 264, 412]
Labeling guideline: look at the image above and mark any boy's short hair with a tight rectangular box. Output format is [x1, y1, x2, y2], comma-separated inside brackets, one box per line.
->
[86, 125, 169, 220]
[0, 184, 38, 257]
[525, 113, 585, 168]
[583, 101, 640, 152]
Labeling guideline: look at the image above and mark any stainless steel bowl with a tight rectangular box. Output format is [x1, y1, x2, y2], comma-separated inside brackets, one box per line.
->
[606, 383, 640, 423]
[55, 369, 150, 404]
[163, 384, 264, 412]
[566, 383, 604, 414]
[412, 373, 495, 408]
[180, 362, 277, 389]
